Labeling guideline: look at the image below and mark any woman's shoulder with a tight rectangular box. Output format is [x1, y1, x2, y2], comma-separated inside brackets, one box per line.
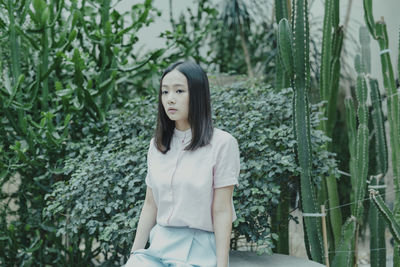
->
[212, 128, 237, 145]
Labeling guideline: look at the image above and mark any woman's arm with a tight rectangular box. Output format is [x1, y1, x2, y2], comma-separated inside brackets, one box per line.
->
[212, 185, 234, 267]
[130, 186, 157, 253]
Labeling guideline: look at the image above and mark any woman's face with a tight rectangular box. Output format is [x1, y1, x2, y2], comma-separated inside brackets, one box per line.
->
[161, 69, 190, 130]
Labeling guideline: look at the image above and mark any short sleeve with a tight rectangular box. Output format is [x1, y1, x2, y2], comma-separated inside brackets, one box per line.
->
[213, 135, 240, 188]
[145, 137, 154, 188]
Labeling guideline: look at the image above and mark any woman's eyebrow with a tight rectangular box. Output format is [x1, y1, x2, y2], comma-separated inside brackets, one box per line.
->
[161, 83, 186, 88]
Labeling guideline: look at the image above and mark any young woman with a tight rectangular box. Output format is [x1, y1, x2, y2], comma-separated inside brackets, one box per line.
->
[125, 61, 240, 267]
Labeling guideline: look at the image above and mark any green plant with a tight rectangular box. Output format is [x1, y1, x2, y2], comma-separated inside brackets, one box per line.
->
[277, 0, 325, 262]
[351, 56, 369, 223]
[363, 0, 400, 265]
[219, 0, 254, 79]
[331, 216, 357, 267]
[44, 96, 157, 265]
[318, 0, 344, 249]
[273, 0, 290, 93]
[333, 51, 370, 266]
[272, 0, 291, 254]
[43, 82, 338, 264]
[161, 0, 218, 66]
[370, 189, 400, 261]
[360, 22, 389, 266]
[0, 0, 164, 265]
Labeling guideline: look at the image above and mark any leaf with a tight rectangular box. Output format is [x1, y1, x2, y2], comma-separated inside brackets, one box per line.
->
[105, 207, 111, 214]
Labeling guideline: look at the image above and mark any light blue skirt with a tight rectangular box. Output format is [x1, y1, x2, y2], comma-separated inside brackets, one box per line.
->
[125, 224, 217, 267]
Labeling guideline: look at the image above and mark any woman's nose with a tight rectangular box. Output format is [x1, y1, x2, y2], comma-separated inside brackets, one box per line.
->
[167, 93, 175, 103]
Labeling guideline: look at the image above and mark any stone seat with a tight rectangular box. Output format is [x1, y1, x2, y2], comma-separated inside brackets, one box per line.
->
[229, 251, 326, 267]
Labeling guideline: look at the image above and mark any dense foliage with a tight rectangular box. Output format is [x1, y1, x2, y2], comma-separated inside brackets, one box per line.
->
[0, 0, 163, 265]
[43, 82, 338, 265]
[212, 83, 338, 253]
[1, 0, 375, 265]
[44, 96, 156, 265]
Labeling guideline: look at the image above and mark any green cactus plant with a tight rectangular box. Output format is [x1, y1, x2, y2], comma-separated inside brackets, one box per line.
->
[369, 174, 387, 267]
[369, 78, 388, 267]
[364, 22, 388, 266]
[370, 189, 400, 261]
[331, 217, 357, 267]
[370, 190, 400, 244]
[274, 0, 290, 92]
[277, 0, 324, 263]
[317, 0, 344, 249]
[352, 54, 369, 221]
[333, 53, 370, 266]
[272, 2, 291, 253]
[368, 79, 388, 177]
[363, 1, 400, 265]
[345, 96, 357, 211]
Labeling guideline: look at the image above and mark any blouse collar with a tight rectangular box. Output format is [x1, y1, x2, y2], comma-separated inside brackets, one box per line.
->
[173, 127, 192, 144]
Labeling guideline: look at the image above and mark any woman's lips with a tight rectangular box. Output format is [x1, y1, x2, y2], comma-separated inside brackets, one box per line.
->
[168, 108, 177, 113]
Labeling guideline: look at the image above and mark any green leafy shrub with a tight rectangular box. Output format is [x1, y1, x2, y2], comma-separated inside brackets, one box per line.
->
[212, 83, 338, 254]
[44, 82, 338, 265]
[44, 96, 156, 265]
[0, 1, 164, 265]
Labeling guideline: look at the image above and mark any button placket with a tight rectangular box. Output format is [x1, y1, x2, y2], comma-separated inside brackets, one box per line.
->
[166, 144, 186, 224]
[166, 130, 190, 224]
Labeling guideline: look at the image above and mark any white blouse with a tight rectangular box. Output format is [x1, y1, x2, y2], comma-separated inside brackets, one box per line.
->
[145, 127, 240, 232]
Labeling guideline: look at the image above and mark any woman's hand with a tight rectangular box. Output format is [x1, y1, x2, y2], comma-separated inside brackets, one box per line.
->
[212, 185, 234, 267]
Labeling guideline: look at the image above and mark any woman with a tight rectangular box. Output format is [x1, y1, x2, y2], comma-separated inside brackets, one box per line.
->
[125, 61, 240, 267]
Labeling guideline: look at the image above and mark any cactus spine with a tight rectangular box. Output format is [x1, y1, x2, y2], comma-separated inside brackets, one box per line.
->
[277, 0, 324, 263]
[363, 1, 400, 265]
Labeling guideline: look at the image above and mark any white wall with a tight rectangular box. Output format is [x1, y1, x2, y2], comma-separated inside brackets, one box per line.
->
[115, 0, 197, 53]
[341, 0, 399, 90]
[116, 0, 399, 82]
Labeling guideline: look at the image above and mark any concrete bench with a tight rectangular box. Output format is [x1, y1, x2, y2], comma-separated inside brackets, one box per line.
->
[229, 251, 325, 267]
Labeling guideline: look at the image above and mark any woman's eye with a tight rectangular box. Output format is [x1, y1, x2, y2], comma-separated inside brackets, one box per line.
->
[162, 90, 168, 94]
[177, 89, 183, 93]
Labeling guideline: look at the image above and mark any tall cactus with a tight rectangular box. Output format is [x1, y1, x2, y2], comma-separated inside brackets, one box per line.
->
[333, 54, 369, 266]
[318, 0, 344, 249]
[352, 54, 369, 221]
[277, 0, 324, 263]
[363, 1, 400, 265]
[369, 77, 388, 267]
[272, 0, 291, 254]
[362, 22, 389, 266]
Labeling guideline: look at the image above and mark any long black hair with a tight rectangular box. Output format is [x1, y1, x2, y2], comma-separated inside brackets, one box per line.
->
[154, 60, 214, 154]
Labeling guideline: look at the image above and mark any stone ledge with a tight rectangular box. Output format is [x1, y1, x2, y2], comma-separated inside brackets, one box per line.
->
[229, 251, 326, 267]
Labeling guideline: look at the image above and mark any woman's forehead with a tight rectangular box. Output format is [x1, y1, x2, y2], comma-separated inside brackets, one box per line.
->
[162, 70, 188, 87]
